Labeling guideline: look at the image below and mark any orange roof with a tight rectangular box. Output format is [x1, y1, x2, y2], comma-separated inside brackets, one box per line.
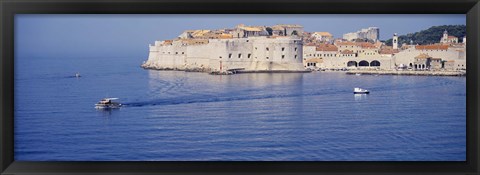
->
[239, 26, 263, 32]
[336, 41, 356, 46]
[219, 33, 233, 39]
[316, 44, 338, 51]
[313, 32, 333, 37]
[306, 58, 323, 63]
[341, 50, 354, 54]
[163, 40, 173, 45]
[356, 42, 376, 49]
[415, 44, 449, 50]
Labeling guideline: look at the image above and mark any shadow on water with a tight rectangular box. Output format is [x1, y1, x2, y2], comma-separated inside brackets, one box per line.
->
[95, 108, 121, 117]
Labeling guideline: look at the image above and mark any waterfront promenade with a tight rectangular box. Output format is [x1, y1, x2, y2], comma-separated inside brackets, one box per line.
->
[346, 70, 466, 76]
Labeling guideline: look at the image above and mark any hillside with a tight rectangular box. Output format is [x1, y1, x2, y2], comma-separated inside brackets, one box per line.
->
[384, 25, 466, 46]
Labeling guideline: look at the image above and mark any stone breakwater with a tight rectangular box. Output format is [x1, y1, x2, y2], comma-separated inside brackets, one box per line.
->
[141, 63, 212, 72]
[142, 63, 312, 75]
[346, 70, 466, 76]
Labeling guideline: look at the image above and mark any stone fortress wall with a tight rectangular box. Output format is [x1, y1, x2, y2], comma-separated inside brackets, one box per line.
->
[143, 37, 305, 72]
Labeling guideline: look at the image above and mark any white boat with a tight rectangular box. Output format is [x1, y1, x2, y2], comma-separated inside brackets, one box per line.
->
[75, 73, 81, 78]
[355, 73, 361, 76]
[95, 98, 122, 109]
[354, 88, 369, 94]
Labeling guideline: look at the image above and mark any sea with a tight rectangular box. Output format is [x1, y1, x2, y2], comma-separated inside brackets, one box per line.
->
[14, 56, 466, 161]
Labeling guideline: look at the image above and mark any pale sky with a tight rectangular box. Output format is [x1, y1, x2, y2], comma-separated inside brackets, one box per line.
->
[15, 14, 465, 59]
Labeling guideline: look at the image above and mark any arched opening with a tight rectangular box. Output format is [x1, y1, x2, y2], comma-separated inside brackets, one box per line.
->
[409, 63, 413, 68]
[347, 61, 358, 67]
[359, 60, 369, 67]
[370, 60, 381, 67]
[414, 64, 418, 69]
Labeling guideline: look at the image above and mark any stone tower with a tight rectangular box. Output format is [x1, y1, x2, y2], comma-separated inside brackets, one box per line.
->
[393, 33, 398, 49]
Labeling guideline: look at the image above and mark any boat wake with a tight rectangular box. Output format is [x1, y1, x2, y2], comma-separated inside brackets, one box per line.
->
[123, 89, 351, 107]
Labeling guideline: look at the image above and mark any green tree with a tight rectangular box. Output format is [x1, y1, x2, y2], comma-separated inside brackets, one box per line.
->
[385, 25, 466, 46]
[291, 30, 298, 36]
[266, 27, 273, 36]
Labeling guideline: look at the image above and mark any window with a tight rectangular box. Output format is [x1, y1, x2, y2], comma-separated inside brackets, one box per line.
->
[229, 53, 232, 58]
[282, 55, 285, 59]
[266, 57, 269, 59]
[295, 47, 297, 51]
[255, 47, 257, 50]
[246, 40, 249, 42]
[295, 55, 297, 59]
[182, 52, 184, 54]
[266, 47, 269, 51]
[238, 54, 242, 58]
[248, 54, 251, 58]
[175, 52, 178, 54]
[282, 47, 285, 51]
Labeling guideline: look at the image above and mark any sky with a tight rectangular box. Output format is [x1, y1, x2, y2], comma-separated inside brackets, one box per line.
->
[15, 14, 465, 59]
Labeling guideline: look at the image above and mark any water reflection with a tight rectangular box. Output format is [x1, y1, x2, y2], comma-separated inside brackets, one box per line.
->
[96, 108, 120, 116]
[146, 71, 305, 102]
[354, 94, 368, 101]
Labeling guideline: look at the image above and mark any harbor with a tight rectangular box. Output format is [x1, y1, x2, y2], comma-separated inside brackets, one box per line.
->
[346, 70, 466, 76]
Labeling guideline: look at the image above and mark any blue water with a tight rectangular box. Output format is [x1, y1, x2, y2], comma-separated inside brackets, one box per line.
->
[14, 57, 466, 161]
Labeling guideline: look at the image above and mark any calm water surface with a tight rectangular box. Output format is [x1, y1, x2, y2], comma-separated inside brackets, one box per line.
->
[14, 57, 466, 161]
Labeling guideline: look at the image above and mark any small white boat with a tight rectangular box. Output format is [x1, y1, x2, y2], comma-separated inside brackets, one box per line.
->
[354, 87, 369, 94]
[355, 73, 361, 76]
[75, 73, 81, 78]
[95, 98, 122, 109]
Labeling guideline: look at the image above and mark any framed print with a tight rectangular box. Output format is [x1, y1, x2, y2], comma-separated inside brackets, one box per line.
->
[1, 0, 479, 174]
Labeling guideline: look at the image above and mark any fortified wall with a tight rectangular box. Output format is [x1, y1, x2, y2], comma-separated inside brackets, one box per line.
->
[142, 36, 305, 72]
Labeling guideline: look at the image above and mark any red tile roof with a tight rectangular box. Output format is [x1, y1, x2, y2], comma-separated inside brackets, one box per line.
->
[316, 44, 338, 51]
[341, 50, 354, 54]
[415, 44, 449, 50]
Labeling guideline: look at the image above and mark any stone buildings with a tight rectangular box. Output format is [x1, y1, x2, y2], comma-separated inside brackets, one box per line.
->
[144, 24, 466, 73]
[343, 27, 380, 42]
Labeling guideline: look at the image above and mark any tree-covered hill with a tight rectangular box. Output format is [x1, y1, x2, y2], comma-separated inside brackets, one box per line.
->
[384, 25, 466, 46]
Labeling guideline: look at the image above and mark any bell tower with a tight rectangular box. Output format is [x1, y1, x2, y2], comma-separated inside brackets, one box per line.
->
[442, 30, 448, 43]
[393, 33, 398, 49]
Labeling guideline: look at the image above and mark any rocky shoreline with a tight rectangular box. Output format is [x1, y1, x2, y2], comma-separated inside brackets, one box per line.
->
[142, 63, 312, 75]
[141, 64, 212, 73]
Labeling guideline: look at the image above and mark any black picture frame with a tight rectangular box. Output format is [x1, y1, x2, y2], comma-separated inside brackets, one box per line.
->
[1, 0, 479, 174]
